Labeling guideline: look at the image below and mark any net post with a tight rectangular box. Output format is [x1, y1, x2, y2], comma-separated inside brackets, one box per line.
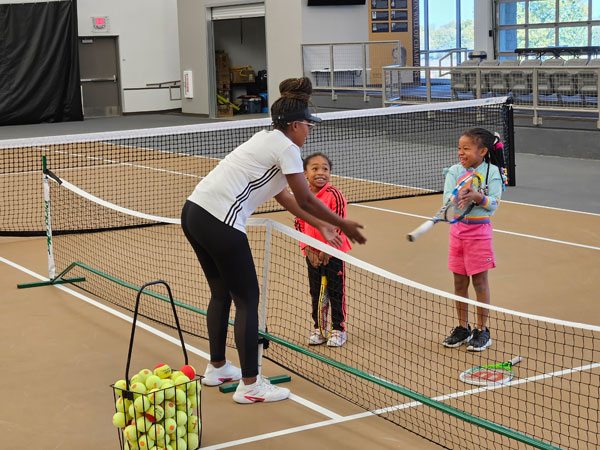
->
[42, 155, 56, 280]
[503, 97, 516, 186]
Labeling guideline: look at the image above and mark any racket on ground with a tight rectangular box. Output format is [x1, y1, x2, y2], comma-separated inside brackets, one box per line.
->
[407, 171, 484, 242]
[459, 356, 522, 386]
[317, 267, 332, 339]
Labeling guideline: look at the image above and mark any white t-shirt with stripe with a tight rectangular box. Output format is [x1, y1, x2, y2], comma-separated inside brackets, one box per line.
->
[187, 129, 304, 233]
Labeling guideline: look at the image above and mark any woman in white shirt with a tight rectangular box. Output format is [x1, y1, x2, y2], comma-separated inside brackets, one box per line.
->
[181, 77, 366, 404]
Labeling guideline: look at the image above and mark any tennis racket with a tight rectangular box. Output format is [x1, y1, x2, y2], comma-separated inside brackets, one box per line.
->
[459, 356, 522, 386]
[407, 171, 484, 242]
[317, 267, 332, 339]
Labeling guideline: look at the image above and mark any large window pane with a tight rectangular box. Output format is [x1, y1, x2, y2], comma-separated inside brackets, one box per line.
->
[460, 0, 474, 50]
[528, 27, 555, 47]
[559, 0, 588, 22]
[529, 0, 555, 24]
[499, 2, 525, 25]
[499, 28, 525, 51]
[559, 26, 588, 46]
[593, 0, 600, 20]
[593, 26, 600, 45]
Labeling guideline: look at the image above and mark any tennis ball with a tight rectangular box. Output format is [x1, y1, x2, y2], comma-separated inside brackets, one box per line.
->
[176, 398, 191, 413]
[130, 374, 142, 385]
[154, 364, 172, 379]
[187, 416, 199, 434]
[175, 410, 188, 426]
[134, 395, 151, 413]
[145, 375, 161, 391]
[148, 423, 165, 441]
[124, 424, 139, 442]
[174, 375, 190, 389]
[145, 405, 165, 423]
[164, 418, 177, 435]
[160, 380, 176, 399]
[114, 379, 128, 395]
[175, 425, 186, 438]
[148, 388, 165, 405]
[170, 370, 182, 381]
[163, 401, 176, 418]
[173, 437, 187, 450]
[156, 433, 171, 448]
[184, 380, 197, 397]
[130, 382, 147, 395]
[135, 416, 152, 433]
[138, 368, 152, 382]
[137, 435, 154, 449]
[174, 389, 187, 406]
[186, 432, 199, 450]
[188, 395, 197, 410]
[124, 440, 140, 450]
[116, 396, 133, 413]
[112, 412, 127, 428]
[179, 365, 196, 380]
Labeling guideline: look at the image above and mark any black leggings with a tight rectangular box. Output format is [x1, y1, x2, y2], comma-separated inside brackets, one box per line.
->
[181, 200, 259, 378]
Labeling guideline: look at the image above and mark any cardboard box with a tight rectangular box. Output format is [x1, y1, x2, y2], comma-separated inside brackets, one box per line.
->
[216, 51, 230, 73]
[217, 103, 233, 117]
[231, 65, 255, 84]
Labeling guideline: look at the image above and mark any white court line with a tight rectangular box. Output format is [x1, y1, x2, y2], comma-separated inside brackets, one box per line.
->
[351, 203, 600, 251]
[0, 255, 340, 421]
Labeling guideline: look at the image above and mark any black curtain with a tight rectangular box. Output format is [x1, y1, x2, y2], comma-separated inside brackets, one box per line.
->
[0, 0, 83, 125]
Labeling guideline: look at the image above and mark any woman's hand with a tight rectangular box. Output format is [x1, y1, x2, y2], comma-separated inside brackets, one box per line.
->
[341, 220, 367, 244]
[317, 223, 343, 248]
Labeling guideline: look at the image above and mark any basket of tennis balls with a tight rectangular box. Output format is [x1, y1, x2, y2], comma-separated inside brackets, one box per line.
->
[110, 281, 202, 450]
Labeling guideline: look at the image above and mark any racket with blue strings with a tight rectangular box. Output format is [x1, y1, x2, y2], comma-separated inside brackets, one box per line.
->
[407, 171, 484, 242]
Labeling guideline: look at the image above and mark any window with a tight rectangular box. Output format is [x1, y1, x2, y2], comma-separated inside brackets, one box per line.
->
[499, 29, 526, 52]
[559, 0, 588, 22]
[559, 26, 588, 46]
[528, 27, 555, 47]
[529, 0, 555, 24]
[497, 0, 600, 58]
[499, 2, 525, 25]
[419, 0, 474, 66]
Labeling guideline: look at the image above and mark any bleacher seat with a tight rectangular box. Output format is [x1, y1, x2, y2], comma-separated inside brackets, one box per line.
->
[489, 59, 519, 95]
[555, 58, 588, 103]
[536, 58, 564, 98]
[450, 59, 479, 99]
[578, 58, 600, 104]
[478, 60, 499, 95]
[511, 59, 542, 98]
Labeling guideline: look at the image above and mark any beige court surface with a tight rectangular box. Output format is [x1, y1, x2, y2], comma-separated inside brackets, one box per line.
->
[2, 194, 599, 450]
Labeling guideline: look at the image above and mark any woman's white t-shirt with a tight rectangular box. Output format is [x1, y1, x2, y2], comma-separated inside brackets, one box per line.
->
[187, 129, 303, 233]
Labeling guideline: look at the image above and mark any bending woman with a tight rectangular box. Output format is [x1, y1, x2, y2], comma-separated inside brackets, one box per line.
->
[181, 77, 366, 404]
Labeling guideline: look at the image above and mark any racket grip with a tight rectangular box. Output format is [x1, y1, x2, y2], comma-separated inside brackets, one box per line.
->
[510, 356, 523, 366]
[407, 220, 434, 242]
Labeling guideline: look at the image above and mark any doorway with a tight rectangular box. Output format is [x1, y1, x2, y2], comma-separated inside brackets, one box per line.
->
[210, 3, 267, 118]
[78, 36, 121, 117]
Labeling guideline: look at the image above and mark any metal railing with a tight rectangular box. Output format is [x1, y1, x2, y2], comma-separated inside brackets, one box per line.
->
[382, 65, 600, 128]
[301, 41, 404, 101]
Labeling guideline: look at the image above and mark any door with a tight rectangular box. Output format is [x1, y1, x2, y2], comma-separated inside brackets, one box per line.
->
[78, 36, 121, 117]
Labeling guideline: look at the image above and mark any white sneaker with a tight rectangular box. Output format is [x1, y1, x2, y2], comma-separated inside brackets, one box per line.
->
[327, 330, 346, 347]
[201, 360, 242, 386]
[232, 375, 290, 404]
[308, 328, 327, 345]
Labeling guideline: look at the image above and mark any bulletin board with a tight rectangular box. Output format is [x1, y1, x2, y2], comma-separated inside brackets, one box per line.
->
[368, 0, 419, 83]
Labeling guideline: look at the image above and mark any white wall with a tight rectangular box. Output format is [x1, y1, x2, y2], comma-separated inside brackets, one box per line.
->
[301, 2, 368, 44]
[474, 0, 495, 59]
[77, 0, 180, 112]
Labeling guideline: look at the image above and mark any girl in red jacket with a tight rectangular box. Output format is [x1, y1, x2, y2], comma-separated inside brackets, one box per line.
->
[295, 153, 351, 347]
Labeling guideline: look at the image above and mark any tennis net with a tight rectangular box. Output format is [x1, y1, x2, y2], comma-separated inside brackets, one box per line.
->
[0, 97, 514, 236]
[37, 170, 599, 450]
